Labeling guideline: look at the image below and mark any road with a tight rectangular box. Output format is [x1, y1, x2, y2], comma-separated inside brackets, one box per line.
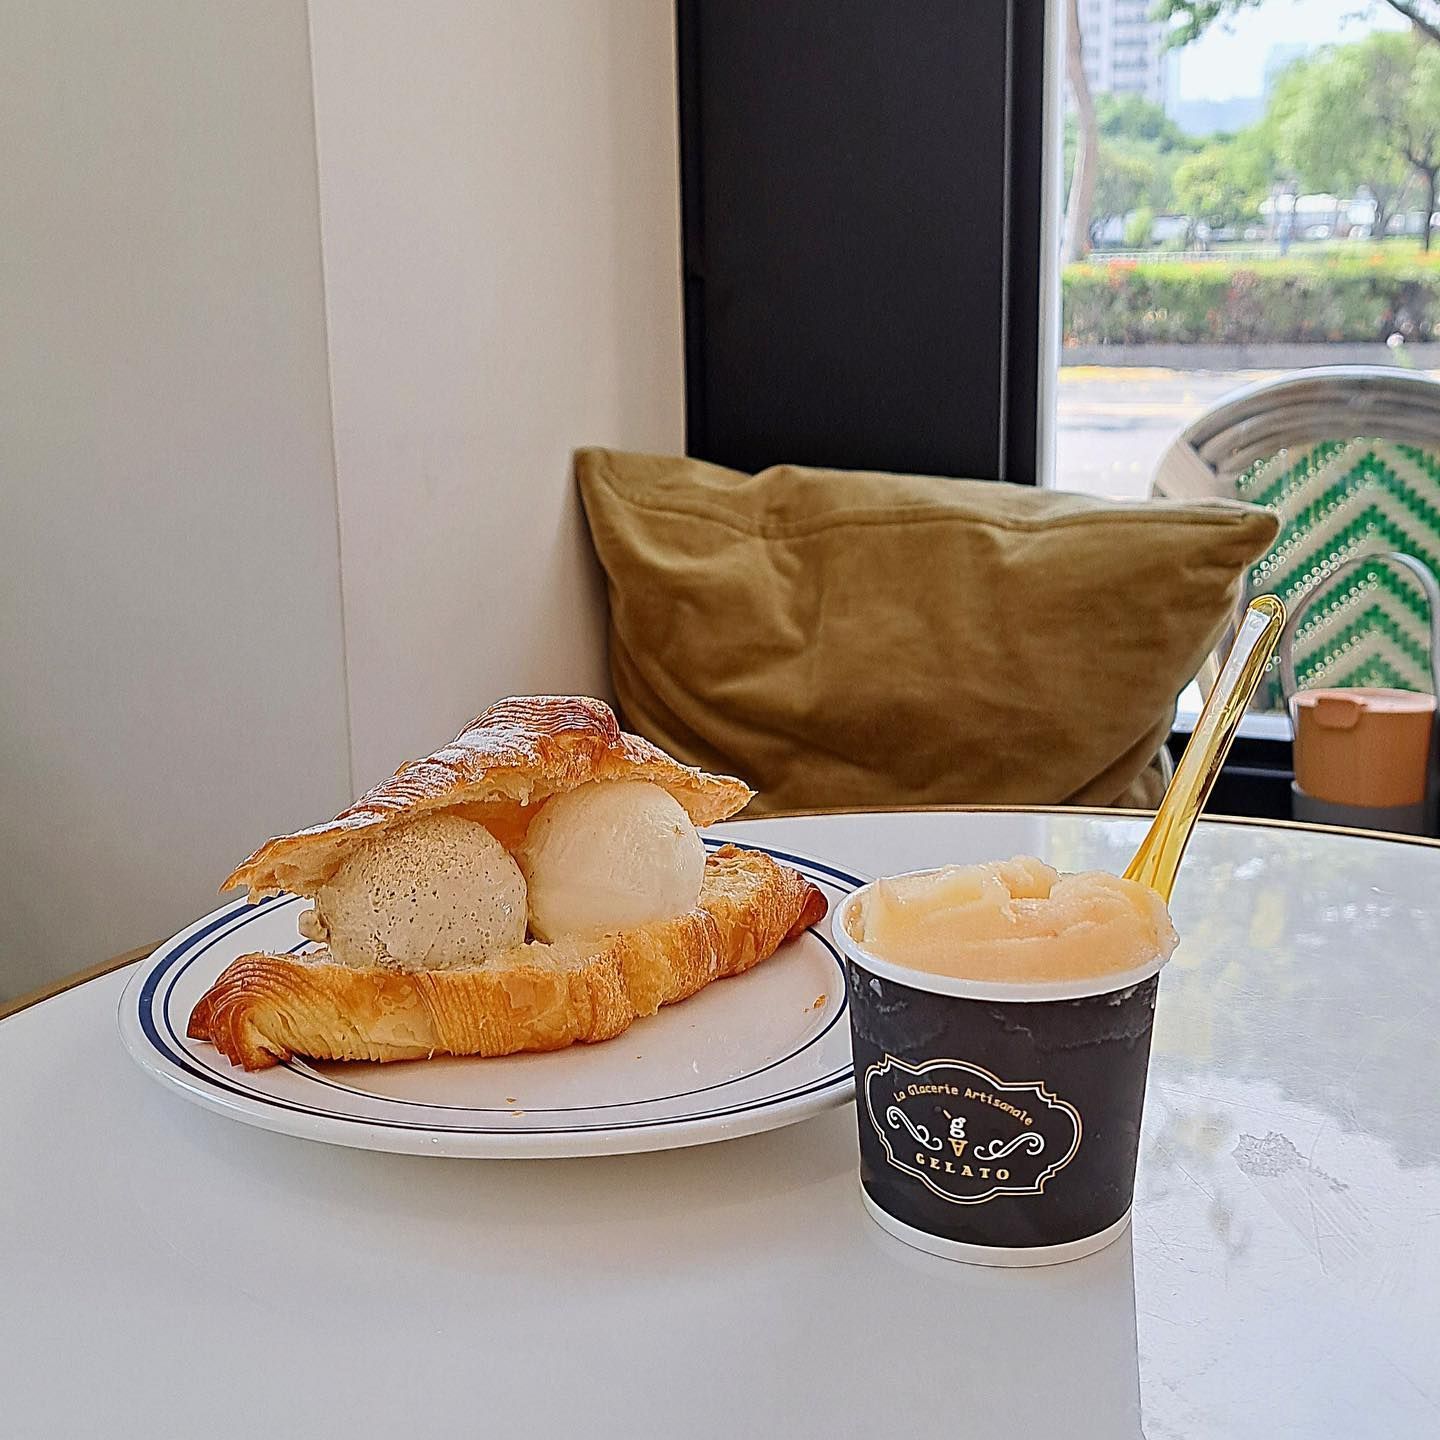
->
[1055, 367, 1277, 499]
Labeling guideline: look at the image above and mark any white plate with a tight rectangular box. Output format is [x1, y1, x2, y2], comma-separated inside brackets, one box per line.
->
[118, 839, 864, 1157]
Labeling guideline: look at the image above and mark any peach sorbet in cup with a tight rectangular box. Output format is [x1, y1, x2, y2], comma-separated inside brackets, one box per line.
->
[846, 856, 1177, 987]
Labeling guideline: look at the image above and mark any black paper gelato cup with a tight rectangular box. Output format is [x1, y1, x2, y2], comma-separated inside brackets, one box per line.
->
[835, 881, 1170, 1266]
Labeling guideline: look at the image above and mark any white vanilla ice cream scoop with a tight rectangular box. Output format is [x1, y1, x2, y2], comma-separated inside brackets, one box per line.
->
[518, 779, 706, 942]
[849, 855, 1177, 984]
[300, 812, 527, 970]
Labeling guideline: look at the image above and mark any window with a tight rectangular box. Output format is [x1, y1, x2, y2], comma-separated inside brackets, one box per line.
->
[1056, 0, 1426, 500]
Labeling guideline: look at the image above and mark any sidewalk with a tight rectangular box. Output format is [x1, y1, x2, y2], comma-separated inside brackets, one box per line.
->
[1055, 367, 1276, 499]
[1061, 342, 1440, 369]
[1055, 362, 1440, 498]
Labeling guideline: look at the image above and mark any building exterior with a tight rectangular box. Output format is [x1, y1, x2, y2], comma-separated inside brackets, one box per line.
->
[1077, 0, 1169, 107]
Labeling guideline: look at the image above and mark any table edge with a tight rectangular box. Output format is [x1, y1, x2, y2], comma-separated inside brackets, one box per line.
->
[0, 944, 156, 1024]
[745, 802, 1440, 850]
[4, 805, 1435, 1021]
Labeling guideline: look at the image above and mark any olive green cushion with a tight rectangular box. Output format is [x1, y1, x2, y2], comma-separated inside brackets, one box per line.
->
[576, 448, 1279, 814]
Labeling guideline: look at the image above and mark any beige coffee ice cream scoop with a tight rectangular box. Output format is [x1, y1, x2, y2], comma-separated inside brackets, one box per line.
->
[300, 812, 528, 969]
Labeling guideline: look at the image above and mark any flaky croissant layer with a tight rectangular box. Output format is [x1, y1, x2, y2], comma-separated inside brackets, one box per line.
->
[223, 696, 753, 902]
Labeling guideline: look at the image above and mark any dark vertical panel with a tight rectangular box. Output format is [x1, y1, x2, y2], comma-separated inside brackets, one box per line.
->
[678, 0, 1047, 482]
[675, 0, 710, 460]
[1005, 0, 1048, 484]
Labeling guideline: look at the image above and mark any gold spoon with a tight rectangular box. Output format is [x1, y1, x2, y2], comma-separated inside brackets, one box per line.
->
[1125, 594, 1287, 903]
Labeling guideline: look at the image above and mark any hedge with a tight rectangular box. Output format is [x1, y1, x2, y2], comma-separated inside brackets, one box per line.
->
[1063, 256, 1440, 346]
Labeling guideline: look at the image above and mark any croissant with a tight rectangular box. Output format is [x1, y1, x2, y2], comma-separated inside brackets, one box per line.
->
[190, 844, 827, 1069]
[189, 697, 827, 1071]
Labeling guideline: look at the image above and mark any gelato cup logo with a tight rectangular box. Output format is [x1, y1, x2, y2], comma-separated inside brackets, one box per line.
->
[864, 1055, 1082, 1204]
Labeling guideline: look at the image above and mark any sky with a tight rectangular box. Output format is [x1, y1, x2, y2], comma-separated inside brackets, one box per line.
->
[1174, 0, 1410, 100]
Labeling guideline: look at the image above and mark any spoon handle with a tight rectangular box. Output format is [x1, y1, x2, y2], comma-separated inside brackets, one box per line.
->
[1125, 595, 1287, 903]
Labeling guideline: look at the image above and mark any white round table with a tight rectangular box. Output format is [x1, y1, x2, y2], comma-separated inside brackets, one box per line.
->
[4, 811, 1438, 1438]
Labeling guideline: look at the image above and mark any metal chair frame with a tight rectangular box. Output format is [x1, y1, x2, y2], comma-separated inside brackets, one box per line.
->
[1152, 365, 1440, 698]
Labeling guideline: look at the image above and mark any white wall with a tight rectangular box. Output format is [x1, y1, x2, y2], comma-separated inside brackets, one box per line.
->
[308, 0, 685, 790]
[0, 0, 352, 999]
[1, 1, 685, 999]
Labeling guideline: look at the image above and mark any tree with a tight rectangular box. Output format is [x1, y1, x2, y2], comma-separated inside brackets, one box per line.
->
[1063, 132, 1179, 245]
[1267, 45, 1414, 239]
[1368, 32, 1440, 249]
[1063, 93, 1195, 247]
[1124, 207, 1156, 247]
[1064, 95, 1193, 203]
[1173, 135, 1273, 233]
[1094, 93, 1195, 154]
[1062, 0, 1097, 262]
[1093, 147, 1158, 235]
[1154, 0, 1440, 50]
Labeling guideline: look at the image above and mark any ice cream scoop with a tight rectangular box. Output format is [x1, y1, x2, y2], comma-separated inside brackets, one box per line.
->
[518, 779, 706, 942]
[847, 855, 1177, 984]
[300, 812, 527, 969]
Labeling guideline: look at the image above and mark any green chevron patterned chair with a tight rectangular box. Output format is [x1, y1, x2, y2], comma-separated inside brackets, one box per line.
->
[1153, 366, 1440, 712]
